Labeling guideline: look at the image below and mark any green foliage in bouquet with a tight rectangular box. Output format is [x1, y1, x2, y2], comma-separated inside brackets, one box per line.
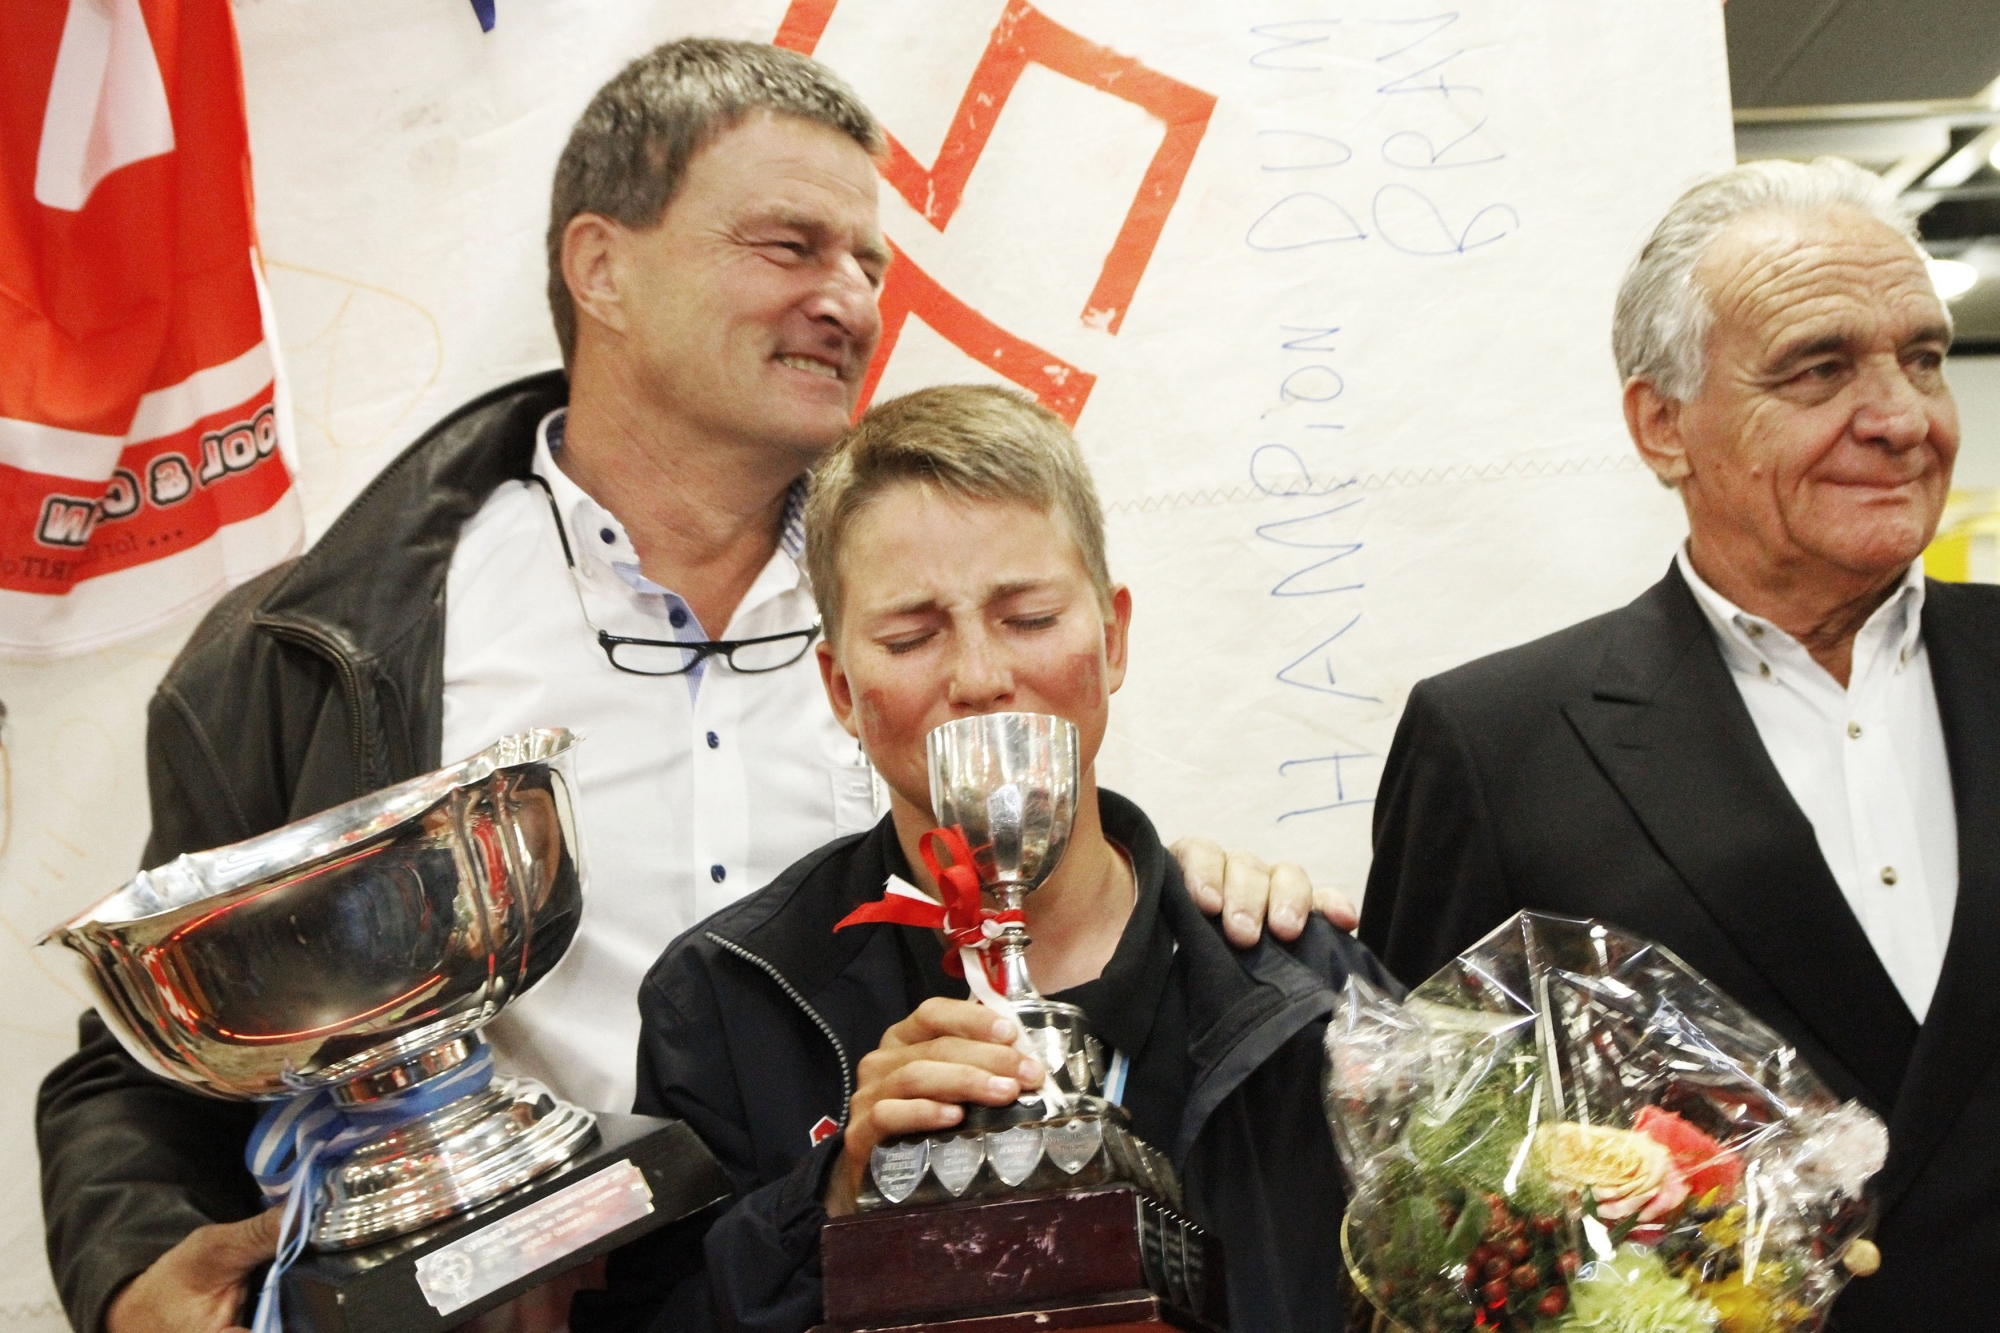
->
[1551, 1246, 1719, 1333]
[1381, 1157, 1460, 1273]
[1344, 1038, 1583, 1332]
[1406, 1041, 1558, 1215]
[1347, 1156, 1478, 1330]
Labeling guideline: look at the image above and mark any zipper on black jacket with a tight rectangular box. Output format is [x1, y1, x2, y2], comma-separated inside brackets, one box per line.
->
[705, 932, 855, 1125]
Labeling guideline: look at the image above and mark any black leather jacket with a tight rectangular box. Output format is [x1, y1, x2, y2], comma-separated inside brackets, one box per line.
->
[35, 372, 567, 1333]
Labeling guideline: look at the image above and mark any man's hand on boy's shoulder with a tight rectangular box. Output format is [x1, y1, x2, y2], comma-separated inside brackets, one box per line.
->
[1170, 837, 1358, 947]
[825, 999, 1046, 1219]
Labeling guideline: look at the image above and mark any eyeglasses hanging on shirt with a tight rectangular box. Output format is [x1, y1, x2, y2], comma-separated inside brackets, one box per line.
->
[526, 473, 820, 678]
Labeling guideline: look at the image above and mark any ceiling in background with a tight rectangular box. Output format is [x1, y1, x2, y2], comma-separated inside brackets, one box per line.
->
[1725, 0, 2000, 349]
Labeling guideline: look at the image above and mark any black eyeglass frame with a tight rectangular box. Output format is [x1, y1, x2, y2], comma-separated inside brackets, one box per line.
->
[525, 473, 821, 678]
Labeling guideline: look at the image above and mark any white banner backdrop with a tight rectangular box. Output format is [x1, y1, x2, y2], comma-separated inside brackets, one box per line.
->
[809, 0, 1729, 887]
[0, 0, 1726, 1322]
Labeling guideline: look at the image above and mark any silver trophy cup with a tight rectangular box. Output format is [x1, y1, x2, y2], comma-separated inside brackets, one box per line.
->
[861, 711, 1179, 1211]
[41, 729, 598, 1250]
[926, 711, 1088, 1097]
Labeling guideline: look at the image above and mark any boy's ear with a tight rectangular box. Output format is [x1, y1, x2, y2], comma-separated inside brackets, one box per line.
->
[817, 638, 862, 739]
[1103, 585, 1133, 695]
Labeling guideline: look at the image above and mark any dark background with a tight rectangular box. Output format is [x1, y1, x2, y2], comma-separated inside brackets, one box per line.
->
[1726, 0, 2000, 350]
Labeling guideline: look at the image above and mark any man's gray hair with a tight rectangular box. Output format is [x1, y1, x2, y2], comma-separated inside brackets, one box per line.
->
[545, 38, 884, 367]
[1611, 157, 1927, 402]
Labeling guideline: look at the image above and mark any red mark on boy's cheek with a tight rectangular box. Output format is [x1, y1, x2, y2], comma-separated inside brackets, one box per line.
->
[855, 686, 919, 771]
[1059, 651, 1104, 706]
[855, 686, 896, 739]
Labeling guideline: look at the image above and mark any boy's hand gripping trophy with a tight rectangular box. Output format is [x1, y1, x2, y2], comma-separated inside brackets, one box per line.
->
[854, 711, 1180, 1212]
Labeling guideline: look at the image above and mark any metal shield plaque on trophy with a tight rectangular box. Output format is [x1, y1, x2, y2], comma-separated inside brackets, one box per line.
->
[930, 1134, 986, 1197]
[870, 1138, 929, 1206]
[1045, 1116, 1105, 1175]
[987, 1125, 1044, 1187]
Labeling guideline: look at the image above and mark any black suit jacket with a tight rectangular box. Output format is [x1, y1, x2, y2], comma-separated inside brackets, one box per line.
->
[1358, 562, 2000, 1329]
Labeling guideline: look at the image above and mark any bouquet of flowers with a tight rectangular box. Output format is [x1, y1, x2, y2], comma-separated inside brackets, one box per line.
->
[1325, 913, 1886, 1333]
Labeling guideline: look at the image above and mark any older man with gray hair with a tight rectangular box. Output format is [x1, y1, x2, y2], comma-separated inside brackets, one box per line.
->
[1359, 156, 1998, 1325]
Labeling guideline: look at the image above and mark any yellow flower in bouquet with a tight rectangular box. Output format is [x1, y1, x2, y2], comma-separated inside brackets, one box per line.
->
[1535, 1124, 1688, 1222]
[1699, 1261, 1807, 1332]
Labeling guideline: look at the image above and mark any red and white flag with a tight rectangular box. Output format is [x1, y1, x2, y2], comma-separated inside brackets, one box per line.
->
[0, 0, 301, 659]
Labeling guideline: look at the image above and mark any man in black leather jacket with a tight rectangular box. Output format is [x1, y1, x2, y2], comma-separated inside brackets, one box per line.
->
[37, 371, 563, 1333]
[37, 37, 895, 1333]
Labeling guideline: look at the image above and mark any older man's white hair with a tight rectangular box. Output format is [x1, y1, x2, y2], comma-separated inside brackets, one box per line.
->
[1612, 157, 1935, 403]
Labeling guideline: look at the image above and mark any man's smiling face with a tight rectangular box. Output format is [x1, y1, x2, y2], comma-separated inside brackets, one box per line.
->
[618, 109, 888, 462]
[1672, 206, 1959, 593]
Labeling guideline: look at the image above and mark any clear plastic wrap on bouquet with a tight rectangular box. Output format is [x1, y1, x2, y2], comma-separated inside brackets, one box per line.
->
[1325, 912, 1885, 1333]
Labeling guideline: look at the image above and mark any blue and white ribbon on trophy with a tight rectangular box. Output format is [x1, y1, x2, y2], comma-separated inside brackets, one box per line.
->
[242, 1042, 496, 1332]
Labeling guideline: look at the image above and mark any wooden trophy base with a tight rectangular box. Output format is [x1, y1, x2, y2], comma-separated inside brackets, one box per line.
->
[812, 1294, 1197, 1333]
[814, 1185, 1226, 1333]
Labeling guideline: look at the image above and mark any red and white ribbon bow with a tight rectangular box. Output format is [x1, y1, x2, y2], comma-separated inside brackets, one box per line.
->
[834, 825, 1027, 1030]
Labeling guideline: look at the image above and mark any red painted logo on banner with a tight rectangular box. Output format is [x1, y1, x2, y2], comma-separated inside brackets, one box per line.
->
[0, 0, 298, 654]
[776, 0, 1215, 425]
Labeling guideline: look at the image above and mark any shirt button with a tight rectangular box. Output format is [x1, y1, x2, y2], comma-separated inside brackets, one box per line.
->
[711, 865, 727, 883]
[1746, 624, 1764, 639]
[669, 607, 688, 629]
[706, 731, 720, 749]
[1880, 866, 1898, 886]
[599, 528, 615, 544]
[1847, 721, 1862, 739]
[1758, 662, 1771, 678]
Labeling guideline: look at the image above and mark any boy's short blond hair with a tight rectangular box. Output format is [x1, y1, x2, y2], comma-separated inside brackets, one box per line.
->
[805, 385, 1113, 637]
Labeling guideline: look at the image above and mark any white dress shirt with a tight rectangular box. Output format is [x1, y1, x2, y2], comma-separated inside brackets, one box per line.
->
[441, 410, 880, 1112]
[1677, 547, 1958, 1022]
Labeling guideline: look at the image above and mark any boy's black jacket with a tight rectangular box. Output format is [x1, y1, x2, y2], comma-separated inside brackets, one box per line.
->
[581, 790, 1401, 1333]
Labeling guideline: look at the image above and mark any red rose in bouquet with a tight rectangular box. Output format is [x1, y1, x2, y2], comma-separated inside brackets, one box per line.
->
[1634, 1105, 1743, 1204]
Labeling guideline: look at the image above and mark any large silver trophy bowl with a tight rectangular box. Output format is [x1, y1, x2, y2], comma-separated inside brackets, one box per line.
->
[860, 711, 1179, 1211]
[41, 729, 598, 1250]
